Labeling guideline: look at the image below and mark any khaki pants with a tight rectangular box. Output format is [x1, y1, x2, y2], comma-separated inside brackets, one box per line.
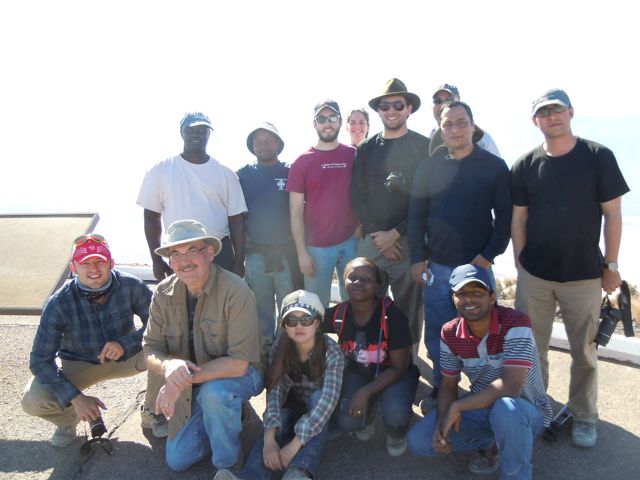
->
[21, 351, 163, 427]
[357, 235, 423, 345]
[515, 266, 600, 423]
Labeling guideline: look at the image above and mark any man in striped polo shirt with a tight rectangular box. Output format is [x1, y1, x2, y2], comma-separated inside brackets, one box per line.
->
[408, 264, 551, 479]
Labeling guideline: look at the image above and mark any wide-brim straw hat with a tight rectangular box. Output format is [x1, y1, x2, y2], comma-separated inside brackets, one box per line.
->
[154, 220, 222, 258]
[368, 78, 421, 113]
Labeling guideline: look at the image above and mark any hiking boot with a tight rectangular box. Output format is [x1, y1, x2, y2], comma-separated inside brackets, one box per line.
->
[51, 424, 77, 448]
[355, 420, 376, 441]
[572, 421, 597, 448]
[214, 469, 240, 480]
[419, 387, 439, 415]
[468, 446, 500, 475]
[140, 408, 168, 438]
[385, 434, 407, 457]
[282, 466, 312, 479]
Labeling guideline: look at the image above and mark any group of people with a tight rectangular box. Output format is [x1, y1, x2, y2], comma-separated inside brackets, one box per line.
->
[20, 78, 628, 480]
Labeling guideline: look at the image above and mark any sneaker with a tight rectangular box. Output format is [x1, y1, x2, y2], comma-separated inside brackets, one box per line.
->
[572, 421, 597, 448]
[419, 387, 439, 415]
[51, 424, 77, 448]
[214, 469, 240, 480]
[468, 446, 500, 475]
[355, 420, 376, 441]
[140, 408, 168, 438]
[385, 434, 407, 457]
[282, 466, 312, 479]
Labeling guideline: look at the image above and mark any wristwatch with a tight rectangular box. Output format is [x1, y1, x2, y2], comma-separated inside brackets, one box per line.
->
[604, 261, 619, 272]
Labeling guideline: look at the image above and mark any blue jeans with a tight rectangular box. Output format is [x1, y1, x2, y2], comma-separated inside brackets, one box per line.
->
[239, 389, 328, 479]
[408, 397, 544, 480]
[165, 365, 264, 471]
[333, 364, 419, 437]
[305, 237, 357, 307]
[245, 252, 294, 347]
[424, 261, 496, 387]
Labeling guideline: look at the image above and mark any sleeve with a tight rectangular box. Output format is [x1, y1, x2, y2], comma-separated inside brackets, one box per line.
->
[503, 325, 535, 370]
[595, 147, 630, 203]
[136, 163, 164, 213]
[225, 280, 262, 363]
[481, 159, 513, 262]
[510, 156, 529, 207]
[351, 145, 374, 230]
[293, 339, 345, 445]
[29, 302, 82, 406]
[116, 279, 153, 359]
[286, 157, 306, 194]
[478, 131, 501, 157]
[142, 288, 170, 359]
[223, 166, 248, 216]
[439, 327, 463, 377]
[407, 158, 430, 264]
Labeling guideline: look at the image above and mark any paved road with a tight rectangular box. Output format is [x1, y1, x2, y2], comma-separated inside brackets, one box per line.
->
[2, 315, 639, 479]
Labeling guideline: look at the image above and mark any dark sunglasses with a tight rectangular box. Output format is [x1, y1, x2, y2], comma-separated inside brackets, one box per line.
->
[283, 314, 317, 327]
[378, 101, 407, 112]
[315, 114, 340, 124]
[535, 104, 567, 117]
[73, 234, 107, 246]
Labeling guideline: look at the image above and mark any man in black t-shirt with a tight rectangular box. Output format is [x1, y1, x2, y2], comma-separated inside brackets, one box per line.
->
[237, 123, 301, 347]
[511, 88, 629, 449]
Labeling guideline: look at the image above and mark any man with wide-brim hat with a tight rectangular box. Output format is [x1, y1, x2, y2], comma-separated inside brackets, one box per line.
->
[351, 78, 430, 359]
[144, 219, 265, 473]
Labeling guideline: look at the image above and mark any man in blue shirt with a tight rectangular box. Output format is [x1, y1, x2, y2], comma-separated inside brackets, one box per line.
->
[408, 101, 512, 407]
[21, 234, 164, 447]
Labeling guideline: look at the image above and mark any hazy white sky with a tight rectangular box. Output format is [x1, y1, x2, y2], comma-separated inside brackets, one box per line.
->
[1, 0, 638, 263]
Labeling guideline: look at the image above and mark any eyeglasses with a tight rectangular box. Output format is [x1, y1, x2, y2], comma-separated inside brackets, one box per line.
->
[433, 97, 454, 105]
[315, 114, 340, 124]
[283, 314, 317, 327]
[168, 245, 209, 261]
[74, 234, 107, 246]
[535, 104, 567, 117]
[378, 101, 406, 112]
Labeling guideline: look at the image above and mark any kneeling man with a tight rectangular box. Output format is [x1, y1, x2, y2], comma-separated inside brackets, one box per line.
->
[21, 234, 165, 447]
[144, 220, 265, 472]
[408, 264, 551, 479]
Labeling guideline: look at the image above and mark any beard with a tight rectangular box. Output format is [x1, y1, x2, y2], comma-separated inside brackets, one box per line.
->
[318, 128, 340, 143]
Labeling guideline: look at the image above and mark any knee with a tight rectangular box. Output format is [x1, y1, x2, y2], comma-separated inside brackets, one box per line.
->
[20, 382, 52, 417]
[198, 380, 235, 407]
[380, 399, 412, 428]
[407, 415, 437, 457]
[489, 397, 523, 432]
[165, 446, 193, 472]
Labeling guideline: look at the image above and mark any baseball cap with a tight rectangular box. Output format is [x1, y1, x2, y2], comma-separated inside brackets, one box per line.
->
[180, 112, 213, 130]
[72, 237, 112, 264]
[531, 88, 572, 116]
[313, 99, 341, 117]
[433, 84, 460, 100]
[281, 290, 325, 320]
[449, 264, 492, 292]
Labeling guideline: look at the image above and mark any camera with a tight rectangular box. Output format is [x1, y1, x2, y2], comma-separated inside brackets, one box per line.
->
[384, 171, 406, 193]
[89, 416, 107, 438]
[542, 404, 572, 442]
[594, 281, 634, 348]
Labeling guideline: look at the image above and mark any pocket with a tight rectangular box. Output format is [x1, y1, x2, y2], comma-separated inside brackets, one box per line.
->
[162, 324, 183, 352]
[200, 320, 226, 358]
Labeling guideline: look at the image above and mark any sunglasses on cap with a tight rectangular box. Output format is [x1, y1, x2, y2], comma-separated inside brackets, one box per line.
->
[315, 114, 340, 124]
[283, 314, 317, 328]
[378, 101, 407, 112]
[73, 234, 107, 247]
[535, 104, 567, 117]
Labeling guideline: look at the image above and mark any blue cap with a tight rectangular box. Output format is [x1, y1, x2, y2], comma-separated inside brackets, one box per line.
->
[449, 264, 492, 292]
[180, 112, 213, 130]
[531, 88, 572, 116]
[433, 83, 460, 100]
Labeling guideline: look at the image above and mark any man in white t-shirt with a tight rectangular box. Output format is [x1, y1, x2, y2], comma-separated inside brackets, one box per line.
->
[137, 112, 247, 280]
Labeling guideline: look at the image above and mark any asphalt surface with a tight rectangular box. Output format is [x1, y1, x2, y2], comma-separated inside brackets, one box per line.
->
[2, 314, 639, 480]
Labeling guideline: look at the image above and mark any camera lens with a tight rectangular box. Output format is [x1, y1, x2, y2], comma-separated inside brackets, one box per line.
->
[89, 416, 107, 438]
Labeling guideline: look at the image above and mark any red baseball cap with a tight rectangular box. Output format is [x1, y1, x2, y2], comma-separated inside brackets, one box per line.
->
[72, 236, 112, 264]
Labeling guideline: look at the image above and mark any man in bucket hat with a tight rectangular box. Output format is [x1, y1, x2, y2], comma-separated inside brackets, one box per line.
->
[137, 112, 247, 280]
[21, 234, 166, 447]
[144, 219, 264, 472]
[237, 123, 301, 348]
[351, 78, 430, 353]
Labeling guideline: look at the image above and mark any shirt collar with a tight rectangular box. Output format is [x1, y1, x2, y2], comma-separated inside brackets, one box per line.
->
[456, 306, 499, 342]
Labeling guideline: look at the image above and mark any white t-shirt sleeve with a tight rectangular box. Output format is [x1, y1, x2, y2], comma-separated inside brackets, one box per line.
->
[222, 166, 248, 216]
[136, 162, 164, 213]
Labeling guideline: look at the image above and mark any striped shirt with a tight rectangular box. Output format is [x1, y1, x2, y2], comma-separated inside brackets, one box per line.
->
[263, 334, 344, 445]
[440, 305, 552, 426]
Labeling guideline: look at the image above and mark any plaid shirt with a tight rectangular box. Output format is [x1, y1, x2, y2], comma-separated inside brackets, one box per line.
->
[263, 334, 344, 445]
[29, 270, 152, 406]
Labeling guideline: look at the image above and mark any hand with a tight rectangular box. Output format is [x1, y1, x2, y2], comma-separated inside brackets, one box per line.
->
[265, 360, 284, 391]
[470, 254, 491, 270]
[602, 268, 622, 295]
[152, 256, 173, 281]
[370, 229, 400, 253]
[348, 387, 370, 418]
[155, 382, 182, 419]
[163, 359, 200, 389]
[232, 259, 245, 278]
[410, 261, 429, 285]
[263, 436, 283, 471]
[97, 341, 124, 364]
[279, 438, 302, 468]
[432, 426, 452, 455]
[441, 401, 462, 441]
[71, 393, 106, 422]
[381, 242, 403, 261]
[298, 251, 316, 278]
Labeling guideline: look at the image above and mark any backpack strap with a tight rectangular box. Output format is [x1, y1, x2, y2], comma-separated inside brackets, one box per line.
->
[332, 301, 349, 337]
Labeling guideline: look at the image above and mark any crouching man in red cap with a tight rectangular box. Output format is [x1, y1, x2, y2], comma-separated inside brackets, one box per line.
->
[21, 234, 165, 447]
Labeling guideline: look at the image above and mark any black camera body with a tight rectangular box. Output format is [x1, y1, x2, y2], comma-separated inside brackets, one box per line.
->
[89, 416, 107, 438]
[594, 281, 634, 348]
[384, 171, 406, 193]
[542, 404, 573, 442]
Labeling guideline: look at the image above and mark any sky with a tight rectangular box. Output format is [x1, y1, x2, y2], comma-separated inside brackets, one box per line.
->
[1, 0, 639, 265]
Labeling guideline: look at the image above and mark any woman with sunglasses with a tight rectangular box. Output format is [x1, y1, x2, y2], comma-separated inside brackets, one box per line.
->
[215, 290, 344, 480]
[326, 257, 419, 457]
